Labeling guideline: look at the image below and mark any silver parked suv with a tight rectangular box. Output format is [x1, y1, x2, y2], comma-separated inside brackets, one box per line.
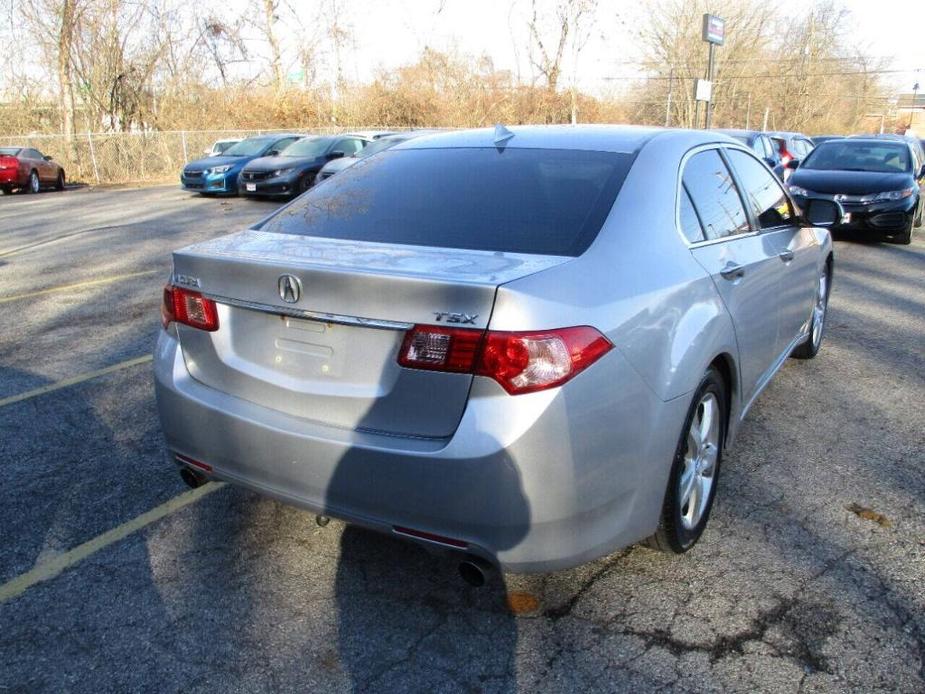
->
[155, 126, 836, 574]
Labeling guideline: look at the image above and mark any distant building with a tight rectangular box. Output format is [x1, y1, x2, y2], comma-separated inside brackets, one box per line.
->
[896, 91, 924, 132]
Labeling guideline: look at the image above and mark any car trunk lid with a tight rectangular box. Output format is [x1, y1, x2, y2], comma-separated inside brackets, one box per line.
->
[170, 229, 569, 438]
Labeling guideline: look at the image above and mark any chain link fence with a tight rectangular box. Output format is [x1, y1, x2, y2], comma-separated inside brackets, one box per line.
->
[0, 127, 408, 186]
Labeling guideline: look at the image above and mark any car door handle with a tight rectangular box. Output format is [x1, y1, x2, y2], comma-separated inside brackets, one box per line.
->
[778, 250, 795, 262]
[719, 262, 746, 280]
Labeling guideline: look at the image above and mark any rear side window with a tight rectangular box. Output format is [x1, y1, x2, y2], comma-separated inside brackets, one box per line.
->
[261, 147, 634, 256]
[679, 186, 705, 243]
[682, 149, 749, 240]
[725, 149, 794, 229]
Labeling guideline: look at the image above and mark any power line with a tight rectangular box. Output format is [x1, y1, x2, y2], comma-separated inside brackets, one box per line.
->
[603, 67, 921, 81]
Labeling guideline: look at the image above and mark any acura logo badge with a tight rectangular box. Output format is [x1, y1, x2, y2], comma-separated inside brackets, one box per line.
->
[278, 274, 302, 304]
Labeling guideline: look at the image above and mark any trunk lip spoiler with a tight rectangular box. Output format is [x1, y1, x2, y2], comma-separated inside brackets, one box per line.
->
[203, 292, 415, 331]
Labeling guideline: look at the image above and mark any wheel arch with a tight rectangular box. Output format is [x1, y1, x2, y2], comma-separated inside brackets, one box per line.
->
[708, 352, 738, 449]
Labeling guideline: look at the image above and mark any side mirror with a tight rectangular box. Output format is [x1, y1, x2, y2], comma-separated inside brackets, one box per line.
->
[763, 157, 776, 167]
[44, 155, 53, 161]
[327, 151, 345, 160]
[266, 149, 280, 157]
[786, 159, 801, 170]
[803, 198, 844, 227]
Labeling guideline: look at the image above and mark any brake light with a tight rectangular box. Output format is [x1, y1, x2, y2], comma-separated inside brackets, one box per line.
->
[397, 325, 612, 395]
[0, 156, 17, 170]
[161, 284, 219, 331]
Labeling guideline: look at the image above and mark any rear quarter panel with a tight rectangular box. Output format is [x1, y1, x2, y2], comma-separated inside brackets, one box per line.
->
[492, 131, 741, 413]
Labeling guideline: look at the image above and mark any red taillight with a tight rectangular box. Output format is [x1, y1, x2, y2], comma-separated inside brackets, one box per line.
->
[397, 324, 612, 395]
[0, 156, 17, 170]
[161, 284, 219, 332]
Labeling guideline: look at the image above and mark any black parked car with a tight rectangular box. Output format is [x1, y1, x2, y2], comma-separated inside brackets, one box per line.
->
[239, 134, 370, 198]
[786, 138, 925, 244]
[716, 129, 784, 178]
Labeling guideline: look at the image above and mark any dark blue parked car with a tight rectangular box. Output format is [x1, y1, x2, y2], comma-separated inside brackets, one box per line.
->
[180, 134, 303, 195]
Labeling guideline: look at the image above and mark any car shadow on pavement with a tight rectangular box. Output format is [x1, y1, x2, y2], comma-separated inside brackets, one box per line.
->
[325, 432, 529, 692]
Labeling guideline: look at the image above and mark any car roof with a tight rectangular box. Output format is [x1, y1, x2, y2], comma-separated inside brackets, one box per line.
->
[715, 128, 761, 137]
[393, 124, 729, 154]
[244, 133, 304, 141]
[344, 130, 396, 140]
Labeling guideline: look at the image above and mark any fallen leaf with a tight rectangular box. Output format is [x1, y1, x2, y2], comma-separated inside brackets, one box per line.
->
[506, 591, 540, 615]
[846, 503, 892, 528]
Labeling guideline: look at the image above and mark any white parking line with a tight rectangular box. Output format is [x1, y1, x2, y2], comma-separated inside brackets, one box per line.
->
[0, 482, 224, 603]
[0, 355, 153, 409]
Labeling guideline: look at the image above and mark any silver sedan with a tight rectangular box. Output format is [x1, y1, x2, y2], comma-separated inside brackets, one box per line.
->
[154, 125, 836, 576]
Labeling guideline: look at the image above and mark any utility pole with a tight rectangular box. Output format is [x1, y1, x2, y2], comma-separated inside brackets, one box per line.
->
[762, 107, 769, 132]
[665, 68, 673, 127]
[911, 82, 920, 130]
[745, 93, 752, 130]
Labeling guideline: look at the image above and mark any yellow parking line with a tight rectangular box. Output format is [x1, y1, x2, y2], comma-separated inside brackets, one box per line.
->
[0, 355, 153, 409]
[0, 269, 159, 304]
[0, 482, 224, 603]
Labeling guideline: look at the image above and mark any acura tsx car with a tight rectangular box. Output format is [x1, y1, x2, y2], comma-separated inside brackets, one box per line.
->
[155, 126, 837, 577]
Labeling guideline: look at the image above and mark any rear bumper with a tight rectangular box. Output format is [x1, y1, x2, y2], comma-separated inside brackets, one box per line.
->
[154, 330, 687, 573]
[0, 170, 20, 186]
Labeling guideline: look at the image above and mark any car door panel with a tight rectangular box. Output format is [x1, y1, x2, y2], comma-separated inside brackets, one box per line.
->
[690, 237, 781, 405]
[682, 147, 783, 404]
[723, 148, 818, 353]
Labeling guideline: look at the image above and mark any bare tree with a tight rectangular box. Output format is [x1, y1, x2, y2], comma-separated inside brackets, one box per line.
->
[261, 0, 284, 91]
[525, 0, 597, 93]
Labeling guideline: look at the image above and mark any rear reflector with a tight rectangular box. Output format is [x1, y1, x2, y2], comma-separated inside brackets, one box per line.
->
[397, 324, 613, 395]
[393, 526, 469, 549]
[162, 284, 219, 332]
[175, 453, 212, 472]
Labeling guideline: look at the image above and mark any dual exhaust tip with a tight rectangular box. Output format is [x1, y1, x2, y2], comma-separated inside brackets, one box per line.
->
[177, 466, 494, 586]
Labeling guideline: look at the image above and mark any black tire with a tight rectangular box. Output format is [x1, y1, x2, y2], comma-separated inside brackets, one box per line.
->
[55, 170, 65, 191]
[792, 262, 831, 359]
[296, 174, 312, 196]
[890, 221, 913, 245]
[914, 198, 923, 228]
[648, 366, 726, 554]
[1, 186, 11, 195]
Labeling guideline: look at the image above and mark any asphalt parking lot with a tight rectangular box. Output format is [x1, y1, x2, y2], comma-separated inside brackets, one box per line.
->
[1, 185, 923, 693]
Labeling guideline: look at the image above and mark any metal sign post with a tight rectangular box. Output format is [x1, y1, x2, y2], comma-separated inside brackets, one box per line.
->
[701, 14, 725, 129]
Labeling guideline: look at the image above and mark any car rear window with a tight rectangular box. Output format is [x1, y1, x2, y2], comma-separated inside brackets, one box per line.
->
[259, 147, 634, 256]
[0, 147, 21, 156]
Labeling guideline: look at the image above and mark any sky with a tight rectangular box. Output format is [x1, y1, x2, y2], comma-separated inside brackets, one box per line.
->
[324, 0, 923, 94]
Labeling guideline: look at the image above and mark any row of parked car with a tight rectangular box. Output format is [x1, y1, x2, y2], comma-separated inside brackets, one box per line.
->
[180, 125, 925, 245]
[179, 130, 437, 199]
[715, 129, 925, 244]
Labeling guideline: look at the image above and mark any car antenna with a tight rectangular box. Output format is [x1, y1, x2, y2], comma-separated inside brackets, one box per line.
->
[494, 124, 515, 149]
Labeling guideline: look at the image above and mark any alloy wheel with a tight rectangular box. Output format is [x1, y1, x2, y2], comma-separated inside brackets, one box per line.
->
[29, 171, 39, 193]
[679, 392, 720, 530]
[811, 269, 828, 349]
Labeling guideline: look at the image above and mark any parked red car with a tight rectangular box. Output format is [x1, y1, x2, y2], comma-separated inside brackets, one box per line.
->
[0, 146, 66, 194]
